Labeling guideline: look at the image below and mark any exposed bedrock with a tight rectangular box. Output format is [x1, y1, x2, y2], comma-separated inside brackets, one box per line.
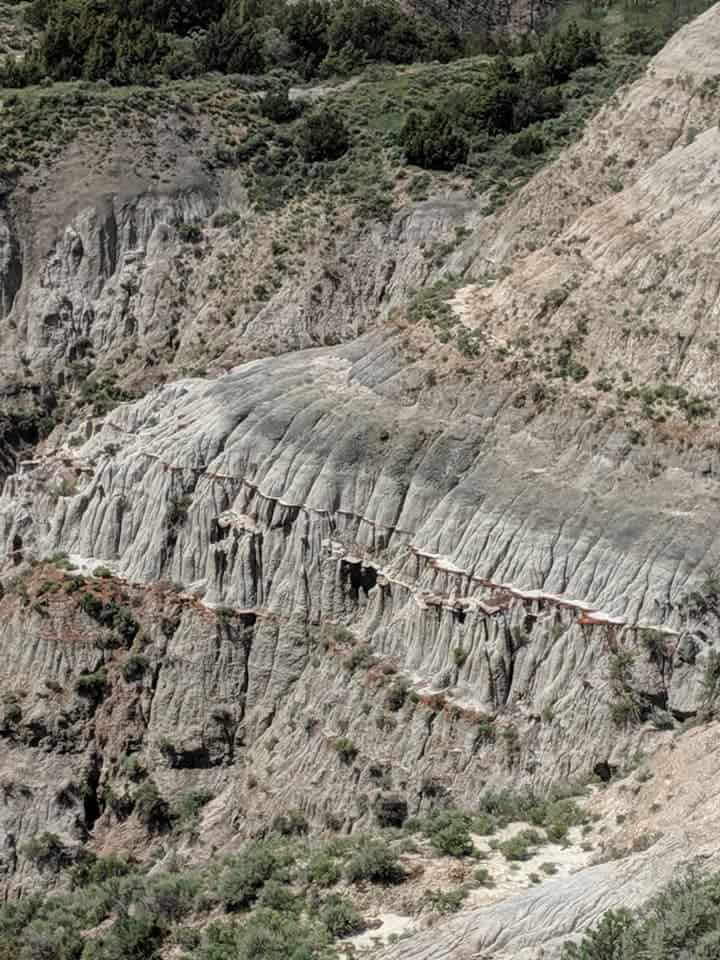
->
[1, 333, 717, 804]
[5, 334, 717, 623]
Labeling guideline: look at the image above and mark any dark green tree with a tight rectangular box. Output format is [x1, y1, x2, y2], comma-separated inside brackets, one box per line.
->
[400, 109, 468, 170]
[296, 107, 350, 161]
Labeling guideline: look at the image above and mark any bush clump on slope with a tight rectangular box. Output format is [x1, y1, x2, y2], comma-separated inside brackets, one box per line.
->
[399, 23, 602, 170]
[0, 831, 407, 959]
[562, 872, 720, 960]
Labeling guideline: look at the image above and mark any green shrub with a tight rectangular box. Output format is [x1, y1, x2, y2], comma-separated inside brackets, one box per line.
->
[305, 852, 340, 888]
[319, 893, 365, 936]
[122, 654, 149, 683]
[174, 790, 213, 825]
[475, 719, 496, 744]
[133, 780, 171, 832]
[473, 866, 494, 886]
[610, 695, 642, 727]
[345, 839, 405, 885]
[261, 87, 301, 124]
[621, 26, 663, 55]
[218, 842, 291, 912]
[22, 832, 70, 870]
[400, 109, 468, 171]
[511, 128, 545, 157]
[498, 829, 544, 861]
[3, 702, 21, 725]
[384, 680, 408, 712]
[332, 737, 358, 765]
[70, 853, 133, 888]
[200, 909, 331, 960]
[81, 911, 164, 960]
[475, 790, 588, 841]
[79, 594, 139, 645]
[75, 668, 109, 704]
[270, 809, 309, 837]
[177, 223, 203, 244]
[423, 808, 475, 857]
[256, 879, 302, 914]
[561, 909, 638, 960]
[453, 646, 468, 668]
[526, 798, 589, 843]
[345, 643, 372, 671]
[325, 0, 458, 66]
[296, 108, 350, 162]
[420, 887, 467, 914]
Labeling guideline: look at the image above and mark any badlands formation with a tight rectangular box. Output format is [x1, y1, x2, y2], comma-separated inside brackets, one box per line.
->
[2, 3, 720, 957]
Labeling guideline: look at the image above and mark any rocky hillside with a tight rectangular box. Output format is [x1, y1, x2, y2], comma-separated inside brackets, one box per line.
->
[2, 0, 720, 957]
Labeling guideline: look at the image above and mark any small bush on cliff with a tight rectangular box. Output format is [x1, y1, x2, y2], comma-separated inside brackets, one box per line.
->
[384, 679, 408, 711]
[373, 792, 408, 829]
[270, 809, 309, 837]
[173, 790, 214, 827]
[400, 110, 469, 171]
[122, 654, 149, 683]
[22, 832, 71, 871]
[133, 780, 172, 832]
[79, 594, 139, 646]
[70, 853, 134, 888]
[2, 702, 21, 725]
[177, 224, 203, 245]
[75, 668, 109, 704]
[332, 737, 358, 765]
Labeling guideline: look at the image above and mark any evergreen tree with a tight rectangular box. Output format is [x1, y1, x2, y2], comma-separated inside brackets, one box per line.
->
[296, 107, 350, 162]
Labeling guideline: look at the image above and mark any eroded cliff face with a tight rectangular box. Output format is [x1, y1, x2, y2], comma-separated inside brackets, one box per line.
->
[3, 4, 720, 953]
[0, 553, 709, 903]
[1, 344, 718, 898]
[0, 125, 479, 405]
